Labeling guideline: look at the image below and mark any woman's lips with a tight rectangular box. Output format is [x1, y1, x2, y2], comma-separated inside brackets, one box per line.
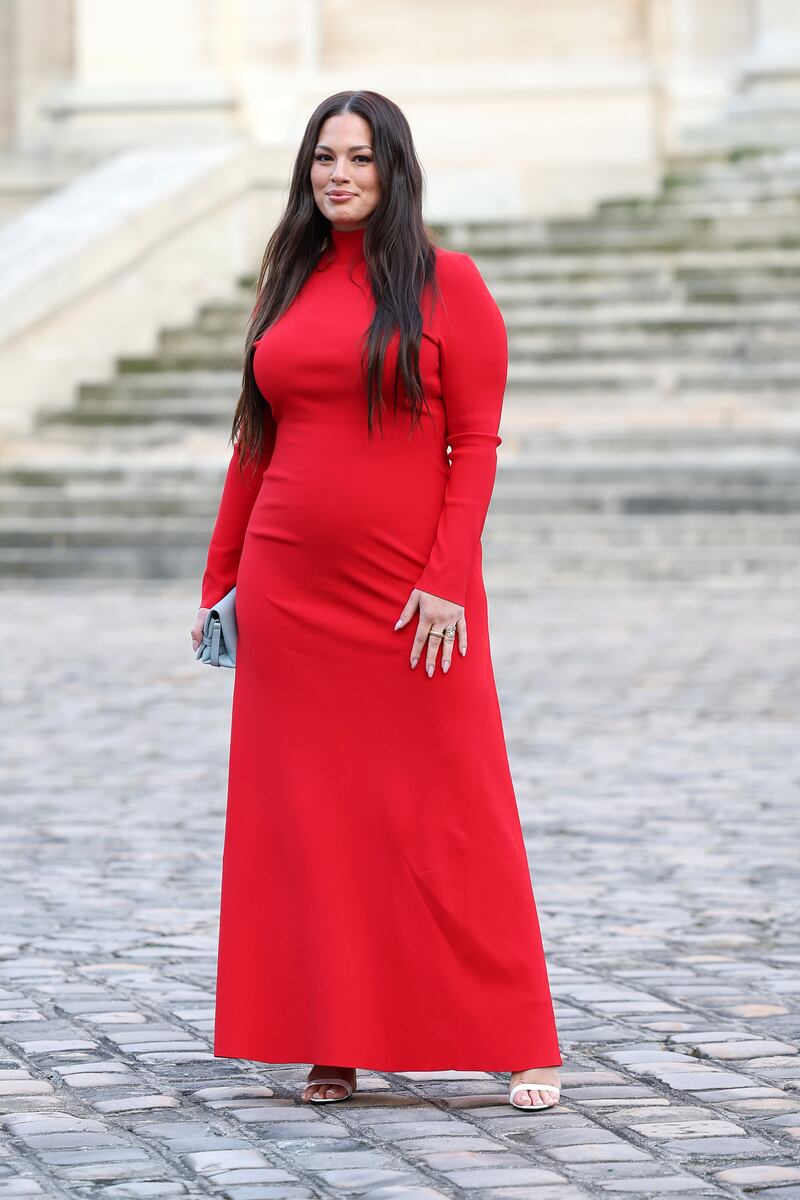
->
[327, 193, 355, 201]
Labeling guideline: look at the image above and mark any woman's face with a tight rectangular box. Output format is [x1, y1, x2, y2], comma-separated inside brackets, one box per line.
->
[311, 112, 381, 230]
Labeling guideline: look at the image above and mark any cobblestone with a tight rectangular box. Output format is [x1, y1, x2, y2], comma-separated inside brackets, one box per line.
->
[0, 580, 798, 1198]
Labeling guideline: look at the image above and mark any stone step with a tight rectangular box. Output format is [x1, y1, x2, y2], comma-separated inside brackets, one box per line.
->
[490, 493, 800, 517]
[54, 373, 238, 424]
[235, 246, 800, 285]
[483, 546, 800, 583]
[115, 350, 243, 373]
[502, 427, 800, 452]
[681, 120, 800, 154]
[236, 250, 800, 291]
[498, 281, 800, 305]
[2, 494, 798, 533]
[0, 539, 796, 583]
[188, 300, 800, 331]
[0, 459, 225, 489]
[30, 421, 216, 449]
[6, 513, 800, 548]
[0, 544, 208, 581]
[41, 395, 235, 427]
[0, 487, 219, 519]
[501, 387, 800, 415]
[35, 388, 800, 440]
[4, 475, 800, 540]
[728, 95, 800, 120]
[507, 301, 800, 325]
[152, 321, 800, 365]
[602, 174, 800, 206]
[507, 359, 800, 390]
[7, 447, 798, 478]
[194, 306, 253, 335]
[509, 328, 800, 357]
[216, 284, 687, 318]
[247, 248, 800, 285]
[194, 284, 800, 330]
[661, 149, 800, 175]
[2, 458, 798, 521]
[35, 393, 800, 439]
[661, 151, 800, 190]
[32, 398, 800, 450]
[679, 145, 800, 170]
[474, 248, 800, 282]
[78, 370, 241, 397]
[679, 280, 800, 302]
[0, 515, 215, 548]
[100, 337, 800, 378]
[5, 504, 800, 545]
[594, 195, 800, 221]
[485, 511, 800, 541]
[451, 215, 800, 254]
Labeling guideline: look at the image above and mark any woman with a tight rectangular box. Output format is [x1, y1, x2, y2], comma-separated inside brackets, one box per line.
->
[190, 90, 562, 1111]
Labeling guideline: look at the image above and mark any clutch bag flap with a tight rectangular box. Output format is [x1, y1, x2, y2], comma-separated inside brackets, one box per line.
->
[196, 585, 238, 668]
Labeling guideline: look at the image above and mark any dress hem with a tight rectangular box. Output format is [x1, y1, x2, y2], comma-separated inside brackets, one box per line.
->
[213, 1046, 563, 1073]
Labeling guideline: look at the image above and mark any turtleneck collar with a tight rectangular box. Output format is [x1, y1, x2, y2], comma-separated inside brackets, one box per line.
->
[328, 223, 366, 264]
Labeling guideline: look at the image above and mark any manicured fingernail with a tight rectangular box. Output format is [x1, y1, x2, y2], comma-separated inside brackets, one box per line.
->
[394, 619, 403, 629]
[443, 662, 450, 673]
[460, 646, 466, 655]
[426, 665, 433, 677]
[411, 657, 418, 668]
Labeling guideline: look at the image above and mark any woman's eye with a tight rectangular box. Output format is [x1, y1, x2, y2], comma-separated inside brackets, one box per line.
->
[314, 154, 372, 164]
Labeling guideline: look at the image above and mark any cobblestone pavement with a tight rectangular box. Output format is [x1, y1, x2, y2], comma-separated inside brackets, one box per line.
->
[1, 580, 798, 1200]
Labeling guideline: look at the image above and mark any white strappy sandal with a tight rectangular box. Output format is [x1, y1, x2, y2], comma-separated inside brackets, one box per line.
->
[509, 1081, 561, 1111]
[304, 1076, 355, 1103]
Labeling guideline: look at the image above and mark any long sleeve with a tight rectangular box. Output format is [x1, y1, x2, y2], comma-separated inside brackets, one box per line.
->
[199, 401, 277, 608]
[413, 252, 509, 607]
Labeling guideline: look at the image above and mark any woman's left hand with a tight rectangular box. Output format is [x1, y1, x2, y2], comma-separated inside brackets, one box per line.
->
[394, 588, 467, 676]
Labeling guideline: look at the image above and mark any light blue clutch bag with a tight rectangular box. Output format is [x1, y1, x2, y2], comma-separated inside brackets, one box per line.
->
[196, 586, 238, 668]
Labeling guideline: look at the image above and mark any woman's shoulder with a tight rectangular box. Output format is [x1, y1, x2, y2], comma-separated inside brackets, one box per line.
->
[432, 242, 479, 278]
[428, 243, 504, 331]
[431, 243, 495, 299]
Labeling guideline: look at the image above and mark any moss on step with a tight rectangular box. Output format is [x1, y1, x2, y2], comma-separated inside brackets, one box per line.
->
[727, 145, 771, 162]
[117, 354, 242, 373]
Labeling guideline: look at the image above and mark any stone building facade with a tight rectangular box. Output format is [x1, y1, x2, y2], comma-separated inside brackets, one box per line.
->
[1, 0, 798, 220]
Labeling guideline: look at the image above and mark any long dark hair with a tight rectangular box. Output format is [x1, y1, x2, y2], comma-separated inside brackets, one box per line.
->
[231, 90, 441, 471]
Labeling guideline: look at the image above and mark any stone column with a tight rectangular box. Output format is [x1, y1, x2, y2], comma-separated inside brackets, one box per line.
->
[0, 1, 17, 150]
[740, 0, 800, 94]
[0, 0, 75, 153]
[37, 0, 239, 152]
[647, 0, 752, 139]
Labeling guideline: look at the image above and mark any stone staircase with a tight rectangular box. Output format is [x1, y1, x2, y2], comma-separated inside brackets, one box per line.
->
[2, 146, 800, 584]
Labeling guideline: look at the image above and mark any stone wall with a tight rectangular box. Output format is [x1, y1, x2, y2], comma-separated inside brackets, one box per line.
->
[3, 0, 798, 219]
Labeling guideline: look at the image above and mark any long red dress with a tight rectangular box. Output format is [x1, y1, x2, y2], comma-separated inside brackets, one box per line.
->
[199, 224, 562, 1071]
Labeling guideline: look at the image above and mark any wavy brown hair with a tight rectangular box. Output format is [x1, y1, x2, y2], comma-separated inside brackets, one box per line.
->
[231, 90, 441, 472]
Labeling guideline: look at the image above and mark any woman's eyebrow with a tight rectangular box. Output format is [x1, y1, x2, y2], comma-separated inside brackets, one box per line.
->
[315, 144, 372, 152]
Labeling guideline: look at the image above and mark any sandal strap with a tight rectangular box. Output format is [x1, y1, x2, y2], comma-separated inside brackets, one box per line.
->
[509, 1082, 560, 1099]
[307, 1077, 353, 1093]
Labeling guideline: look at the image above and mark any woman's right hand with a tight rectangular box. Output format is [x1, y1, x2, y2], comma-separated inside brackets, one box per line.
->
[191, 608, 209, 653]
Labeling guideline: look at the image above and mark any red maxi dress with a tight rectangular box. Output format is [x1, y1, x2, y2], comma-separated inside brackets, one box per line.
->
[199, 224, 562, 1071]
